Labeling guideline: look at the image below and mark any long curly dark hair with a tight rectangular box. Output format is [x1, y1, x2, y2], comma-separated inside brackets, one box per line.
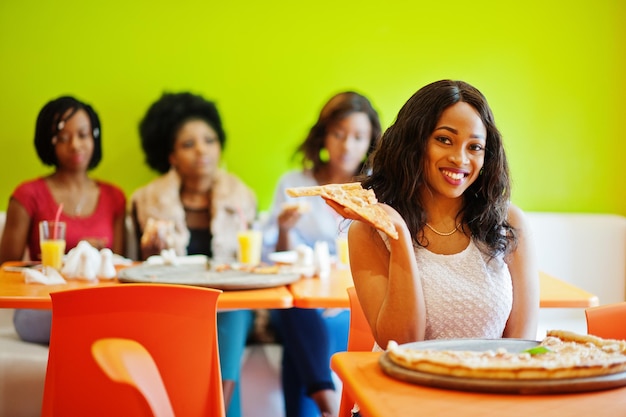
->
[361, 80, 516, 258]
[297, 91, 382, 176]
[139, 92, 225, 173]
[34, 96, 102, 169]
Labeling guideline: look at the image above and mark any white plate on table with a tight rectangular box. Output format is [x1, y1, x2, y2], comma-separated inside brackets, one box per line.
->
[118, 263, 301, 290]
[145, 254, 209, 266]
[268, 251, 298, 264]
[268, 250, 337, 266]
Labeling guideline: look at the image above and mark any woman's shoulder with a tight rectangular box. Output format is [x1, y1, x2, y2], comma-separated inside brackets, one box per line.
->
[216, 169, 252, 189]
[277, 169, 316, 187]
[130, 171, 178, 203]
[94, 180, 127, 209]
[13, 177, 46, 193]
[95, 180, 125, 196]
[214, 169, 256, 201]
[506, 203, 529, 230]
[12, 177, 48, 201]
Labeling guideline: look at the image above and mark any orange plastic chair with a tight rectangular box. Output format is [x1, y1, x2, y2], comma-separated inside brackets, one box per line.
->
[92, 338, 175, 417]
[41, 284, 224, 417]
[585, 301, 626, 340]
[338, 287, 375, 417]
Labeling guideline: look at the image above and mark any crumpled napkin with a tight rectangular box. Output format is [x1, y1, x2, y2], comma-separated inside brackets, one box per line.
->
[61, 241, 118, 281]
[23, 267, 67, 285]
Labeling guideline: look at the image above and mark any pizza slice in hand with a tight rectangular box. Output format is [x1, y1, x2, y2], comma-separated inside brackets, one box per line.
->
[285, 182, 399, 240]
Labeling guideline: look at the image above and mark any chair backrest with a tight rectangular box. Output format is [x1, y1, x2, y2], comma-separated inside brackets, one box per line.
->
[42, 284, 225, 417]
[346, 286, 375, 351]
[585, 302, 626, 340]
[338, 287, 375, 417]
[92, 338, 175, 417]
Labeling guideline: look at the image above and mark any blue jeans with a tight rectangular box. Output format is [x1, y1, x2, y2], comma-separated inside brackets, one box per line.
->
[13, 309, 51, 344]
[217, 309, 254, 417]
[271, 308, 349, 417]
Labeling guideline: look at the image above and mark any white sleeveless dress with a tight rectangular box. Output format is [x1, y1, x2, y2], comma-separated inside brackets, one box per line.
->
[372, 233, 513, 350]
[353, 235, 514, 415]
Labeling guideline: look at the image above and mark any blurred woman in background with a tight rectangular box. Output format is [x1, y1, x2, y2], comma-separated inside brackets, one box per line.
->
[263, 91, 382, 417]
[131, 92, 256, 417]
[0, 96, 126, 343]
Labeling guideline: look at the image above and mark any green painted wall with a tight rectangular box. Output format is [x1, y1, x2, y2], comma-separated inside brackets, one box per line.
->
[1, 0, 624, 215]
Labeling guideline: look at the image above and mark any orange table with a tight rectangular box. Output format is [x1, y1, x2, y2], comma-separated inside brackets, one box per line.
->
[331, 351, 626, 417]
[289, 267, 354, 308]
[290, 269, 599, 309]
[0, 262, 293, 310]
[538, 272, 599, 308]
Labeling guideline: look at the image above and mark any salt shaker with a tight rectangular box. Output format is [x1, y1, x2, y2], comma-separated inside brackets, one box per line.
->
[314, 241, 331, 280]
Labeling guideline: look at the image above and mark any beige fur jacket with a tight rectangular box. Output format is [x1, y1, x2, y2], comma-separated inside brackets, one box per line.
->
[131, 168, 257, 262]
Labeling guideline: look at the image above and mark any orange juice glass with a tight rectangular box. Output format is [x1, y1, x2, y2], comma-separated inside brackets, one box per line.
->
[237, 230, 262, 266]
[39, 221, 66, 270]
[336, 236, 349, 268]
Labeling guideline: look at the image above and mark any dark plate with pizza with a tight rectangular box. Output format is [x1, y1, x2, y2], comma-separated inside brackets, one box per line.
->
[379, 331, 626, 394]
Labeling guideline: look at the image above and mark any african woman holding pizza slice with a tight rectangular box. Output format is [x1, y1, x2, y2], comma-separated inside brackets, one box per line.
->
[326, 81, 539, 416]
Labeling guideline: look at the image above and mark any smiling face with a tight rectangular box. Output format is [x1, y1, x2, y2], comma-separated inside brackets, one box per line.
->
[169, 119, 221, 180]
[422, 101, 486, 200]
[53, 108, 94, 172]
[324, 112, 373, 177]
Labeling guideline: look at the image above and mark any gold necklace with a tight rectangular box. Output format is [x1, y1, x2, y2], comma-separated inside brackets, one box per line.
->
[425, 222, 461, 236]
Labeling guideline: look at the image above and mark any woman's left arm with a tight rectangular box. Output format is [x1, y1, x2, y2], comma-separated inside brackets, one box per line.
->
[110, 188, 127, 256]
[503, 204, 540, 339]
[111, 212, 126, 257]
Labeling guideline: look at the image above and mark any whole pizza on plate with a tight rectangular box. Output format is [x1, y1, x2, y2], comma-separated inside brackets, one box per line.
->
[385, 330, 626, 380]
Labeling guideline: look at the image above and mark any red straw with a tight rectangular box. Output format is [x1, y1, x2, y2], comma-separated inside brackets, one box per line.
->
[52, 203, 63, 239]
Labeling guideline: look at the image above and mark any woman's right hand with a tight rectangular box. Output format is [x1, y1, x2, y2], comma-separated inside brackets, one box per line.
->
[140, 235, 168, 259]
[277, 206, 301, 232]
[140, 218, 172, 259]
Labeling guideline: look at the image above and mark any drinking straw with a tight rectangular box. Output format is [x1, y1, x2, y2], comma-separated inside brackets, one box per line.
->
[52, 203, 63, 239]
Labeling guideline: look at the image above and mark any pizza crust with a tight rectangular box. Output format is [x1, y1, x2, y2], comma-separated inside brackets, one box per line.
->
[285, 182, 398, 240]
[385, 331, 626, 380]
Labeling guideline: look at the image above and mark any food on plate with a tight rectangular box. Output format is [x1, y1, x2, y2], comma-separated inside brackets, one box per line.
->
[385, 330, 626, 380]
[268, 250, 299, 265]
[211, 263, 281, 275]
[249, 265, 281, 274]
[285, 182, 398, 240]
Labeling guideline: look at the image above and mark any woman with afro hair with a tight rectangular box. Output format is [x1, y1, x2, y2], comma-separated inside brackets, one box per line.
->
[131, 92, 257, 417]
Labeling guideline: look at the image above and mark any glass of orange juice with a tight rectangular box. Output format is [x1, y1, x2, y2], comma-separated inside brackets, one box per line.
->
[39, 221, 66, 270]
[236, 230, 262, 266]
[336, 235, 349, 268]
